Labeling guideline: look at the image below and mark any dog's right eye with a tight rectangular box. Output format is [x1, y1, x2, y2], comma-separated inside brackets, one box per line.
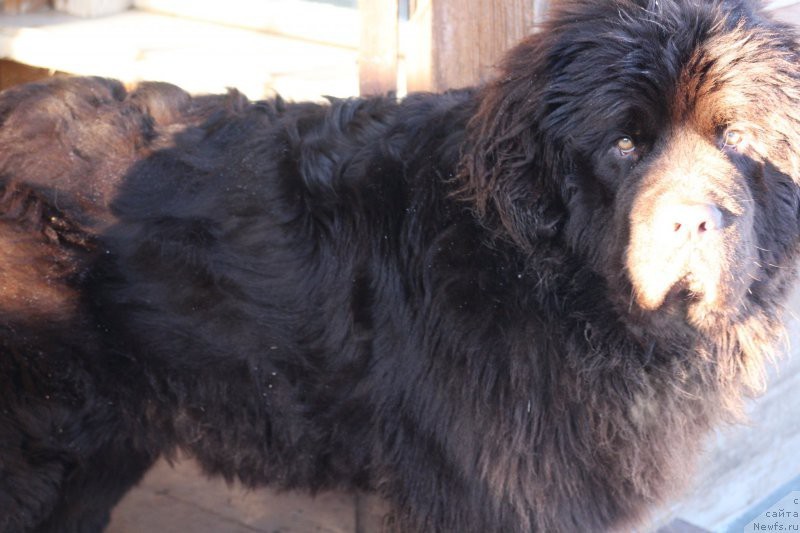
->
[616, 136, 636, 155]
[722, 129, 744, 150]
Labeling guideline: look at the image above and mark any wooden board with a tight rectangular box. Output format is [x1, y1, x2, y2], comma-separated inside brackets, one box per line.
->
[358, 0, 399, 96]
[406, 0, 535, 92]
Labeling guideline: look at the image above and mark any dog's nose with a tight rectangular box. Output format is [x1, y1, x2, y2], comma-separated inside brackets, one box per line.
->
[667, 202, 723, 238]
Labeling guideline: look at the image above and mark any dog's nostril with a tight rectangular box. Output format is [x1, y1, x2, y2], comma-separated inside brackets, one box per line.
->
[669, 203, 723, 237]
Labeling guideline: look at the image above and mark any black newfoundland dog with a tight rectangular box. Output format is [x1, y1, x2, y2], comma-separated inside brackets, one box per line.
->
[1, 0, 799, 531]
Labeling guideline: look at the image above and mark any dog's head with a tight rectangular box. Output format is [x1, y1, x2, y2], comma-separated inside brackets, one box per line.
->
[462, 0, 800, 332]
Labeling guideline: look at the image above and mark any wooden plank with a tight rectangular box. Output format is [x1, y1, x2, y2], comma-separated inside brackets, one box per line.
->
[406, 0, 433, 92]
[358, 0, 398, 96]
[406, 0, 536, 92]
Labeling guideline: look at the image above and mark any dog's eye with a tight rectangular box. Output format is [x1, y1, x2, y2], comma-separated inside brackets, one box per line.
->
[722, 129, 744, 149]
[616, 136, 636, 155]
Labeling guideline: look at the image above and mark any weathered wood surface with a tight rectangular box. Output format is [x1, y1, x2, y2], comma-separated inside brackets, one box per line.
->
[406, 0, 535, 92]
[358, 0, 398, 96]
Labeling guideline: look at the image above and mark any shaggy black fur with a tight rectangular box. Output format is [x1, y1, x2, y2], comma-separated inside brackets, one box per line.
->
[1, 0, 799, 531]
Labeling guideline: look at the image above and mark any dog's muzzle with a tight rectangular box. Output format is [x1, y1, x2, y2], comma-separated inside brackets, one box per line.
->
[625, 184, 757, 324]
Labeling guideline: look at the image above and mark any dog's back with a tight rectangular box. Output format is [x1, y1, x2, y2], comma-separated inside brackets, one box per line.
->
[0, 76, 481, 532]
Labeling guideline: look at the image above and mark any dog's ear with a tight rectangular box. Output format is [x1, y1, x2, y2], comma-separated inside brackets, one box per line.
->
[459, 34, 566, 249]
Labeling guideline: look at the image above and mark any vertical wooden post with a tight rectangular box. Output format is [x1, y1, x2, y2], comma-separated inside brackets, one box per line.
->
[533, 0, 551, 24]
[407, 0, 537, 92]
[358, 0, 400, 96]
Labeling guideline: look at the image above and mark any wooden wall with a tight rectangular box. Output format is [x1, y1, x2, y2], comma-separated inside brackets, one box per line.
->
[405, 0, 536, 92]
[358, 0, 399, 95]
[359, 0, 548, 95]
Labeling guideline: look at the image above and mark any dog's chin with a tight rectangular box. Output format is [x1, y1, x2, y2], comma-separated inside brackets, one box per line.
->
[630, 268, 750, 329]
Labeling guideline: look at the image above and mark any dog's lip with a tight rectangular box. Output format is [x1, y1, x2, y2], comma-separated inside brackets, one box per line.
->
[635, 284, 670, 311]
[634, 272, 704, 312]
[628, 251, 690, 311]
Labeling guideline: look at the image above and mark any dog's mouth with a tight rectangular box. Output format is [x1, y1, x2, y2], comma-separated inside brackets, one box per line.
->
[627, 246, 710, 310]
[626, 247, 755, 328]
[633, 268, 707, 312]
[663, 275, 703, 307]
